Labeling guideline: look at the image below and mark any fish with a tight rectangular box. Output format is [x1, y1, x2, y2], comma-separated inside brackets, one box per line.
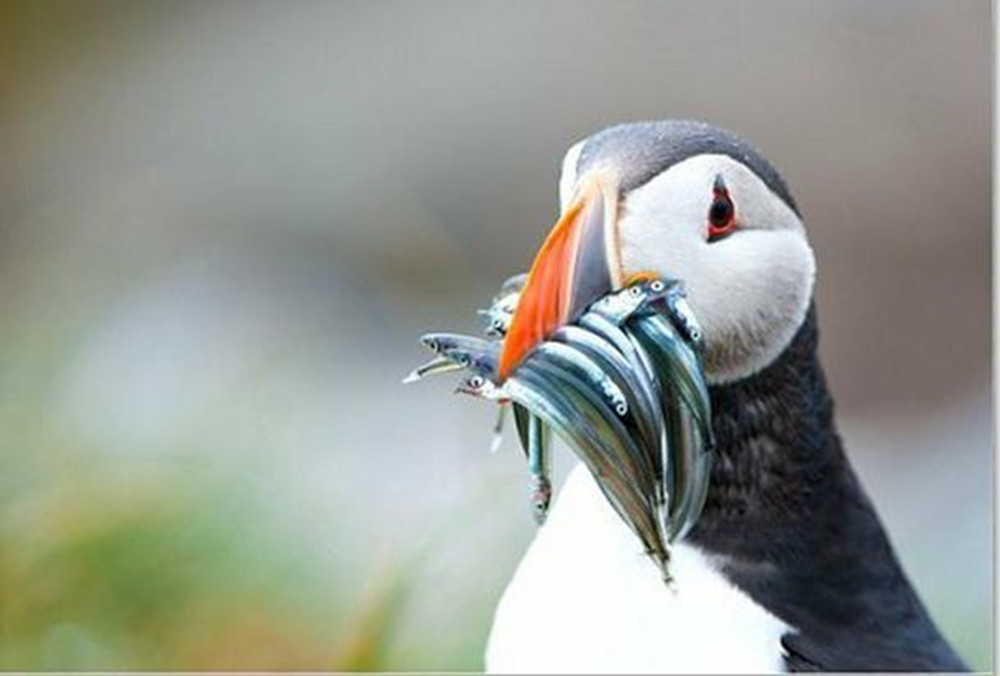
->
[503, 367, 670, 573]
[551, 324, 664, 469]
[577, 311, 661, 400]
[478, 272, 528, 337]
[409, 275, 715, 578]
[566, 306, 709, 542]
[525, 414, 552, 524]
[627, 313, 714, 540]
[577, 306, 675, 515]
[665, 292, 704, 348]
[512, 402, 532, 458]
[455, 372, 506, 400]
[402, 355, 463, 384]
[478, 307, 513, 338]
[518, 354, 657, 503]
[420, 333, 501, 378]
[533, 341, 630, 417]
[627, 314, 712, 441]
[587, 277, 678, 325]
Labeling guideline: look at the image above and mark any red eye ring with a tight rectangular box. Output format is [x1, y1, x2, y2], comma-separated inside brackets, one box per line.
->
[707, 176, 737, 242]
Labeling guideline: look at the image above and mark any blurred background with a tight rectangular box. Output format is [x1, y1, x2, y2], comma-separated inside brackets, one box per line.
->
[0, 0, 992, 670]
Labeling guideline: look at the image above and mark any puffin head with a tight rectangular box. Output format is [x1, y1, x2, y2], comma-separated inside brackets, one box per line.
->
[500, 120, 815, 385]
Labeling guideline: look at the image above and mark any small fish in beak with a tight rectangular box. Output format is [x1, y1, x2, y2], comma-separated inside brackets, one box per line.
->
[525, 415, 552, 524]
[408, 278, 714, 581]
[401, 355, 463, 384]
[478, 272, 528, 338]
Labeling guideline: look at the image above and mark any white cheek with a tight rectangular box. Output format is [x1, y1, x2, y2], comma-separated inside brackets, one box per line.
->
[621, 226, 815, 382]
[616, 155, 815, 382]
[689, 231, 815, 382]
[616, 165, 708, 276]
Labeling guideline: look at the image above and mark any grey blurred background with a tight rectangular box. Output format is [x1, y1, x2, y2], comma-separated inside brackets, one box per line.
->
[0, 0, 991, 670]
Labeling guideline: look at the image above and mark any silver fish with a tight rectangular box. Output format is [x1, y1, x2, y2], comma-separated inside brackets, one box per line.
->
[666, 398, 710, 542]
[551, 324, 664, 464]
[627, 313, 714, 540]
[666, 293, 704, 348]
[534, 341, 630, 417]
[577, 310, 673, 511]
[512, 402, 532, 458]
[627, 314, 711, 440]
[455, 372, 506, 400]
[477, 272, 527, 337]
[577, 313, 658, 393]
[504, 369, 669, 573]
[420, 332, 500, 378]
[526, 414, 552, 524]
[478, 307, 513, 338]
[519, 355, 657, 502]
[411, 274, 715, 581]
[587, 278, 677, 325]
[402, 355, 463, 384]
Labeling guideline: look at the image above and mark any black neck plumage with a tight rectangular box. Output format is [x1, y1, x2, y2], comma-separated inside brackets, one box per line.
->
[687, 303, 966, 671]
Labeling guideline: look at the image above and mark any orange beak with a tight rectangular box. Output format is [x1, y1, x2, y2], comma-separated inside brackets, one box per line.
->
[499, 174, 622, 380]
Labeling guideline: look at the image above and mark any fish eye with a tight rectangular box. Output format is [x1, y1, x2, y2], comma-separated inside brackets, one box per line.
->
[615, 403, 627, 416]
[470, 375, 484, 387]
[650, 280, 665, 292]
[629, 286, 642, 297]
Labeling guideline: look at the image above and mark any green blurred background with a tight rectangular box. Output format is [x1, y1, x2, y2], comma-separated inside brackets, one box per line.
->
[0, 0, 992, 670]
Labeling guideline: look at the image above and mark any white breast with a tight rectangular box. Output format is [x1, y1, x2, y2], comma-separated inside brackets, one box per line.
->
[485, 464, 790, 674]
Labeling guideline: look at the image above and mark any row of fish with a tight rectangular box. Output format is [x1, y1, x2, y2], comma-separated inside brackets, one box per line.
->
[406, 275, 715, 580]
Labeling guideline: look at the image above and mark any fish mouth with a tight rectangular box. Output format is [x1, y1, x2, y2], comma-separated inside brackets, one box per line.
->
[410, 276, 714, 581]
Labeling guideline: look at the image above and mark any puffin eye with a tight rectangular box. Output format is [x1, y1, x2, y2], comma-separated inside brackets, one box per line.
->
[707, 174, 737, 242]
[709, 197, 733, 227]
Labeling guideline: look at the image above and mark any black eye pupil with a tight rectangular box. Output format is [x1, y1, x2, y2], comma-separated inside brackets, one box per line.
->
[709, 198, 732, 226]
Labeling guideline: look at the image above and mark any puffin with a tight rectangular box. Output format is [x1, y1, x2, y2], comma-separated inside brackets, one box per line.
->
[484, 120, 967, 673]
